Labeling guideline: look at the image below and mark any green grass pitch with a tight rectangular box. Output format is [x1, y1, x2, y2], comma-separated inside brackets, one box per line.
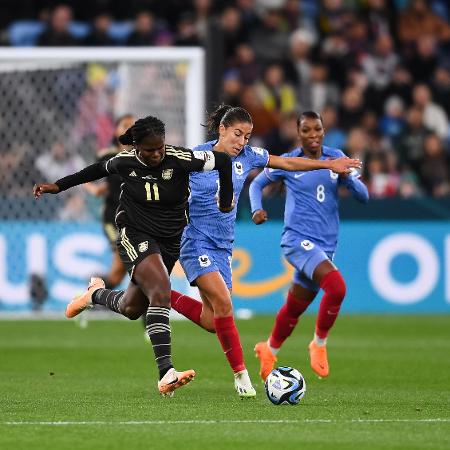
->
[0, 315, 449, 450]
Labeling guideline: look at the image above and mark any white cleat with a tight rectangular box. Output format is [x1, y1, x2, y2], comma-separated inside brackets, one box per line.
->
[234, 369, 256, 398]
[158, 367, 195, 396]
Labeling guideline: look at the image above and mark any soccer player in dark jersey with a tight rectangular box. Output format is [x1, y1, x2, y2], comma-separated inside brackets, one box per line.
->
[33, 115, 234, 396]
[84, 114, 135, 289]
[250, 111, 369, 380]
[165, 105, 362, 397]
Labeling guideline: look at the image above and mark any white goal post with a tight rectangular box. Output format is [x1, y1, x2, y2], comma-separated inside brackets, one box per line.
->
[0, 47, 205, 149]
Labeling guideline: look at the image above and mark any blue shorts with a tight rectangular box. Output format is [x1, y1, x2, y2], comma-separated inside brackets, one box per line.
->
[282, 239, 334, 292]
[180, 238, 233, 289]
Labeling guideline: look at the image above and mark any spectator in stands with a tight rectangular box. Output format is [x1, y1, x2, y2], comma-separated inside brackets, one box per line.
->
[234, 43, 261, 86]
[255, 63, 297, 121]
[365, 151, 399, 198]
[219, 6, 248, 64]
[398, 0, 450, 47]
[240, 85, 279, 143]
[317, 0, 354, 38]
[321, 105, 346, 150]
[382, 65, 412, 108]
[84, 12, 117, 46]
[284, 28, 315, 89]
[173, 12, 201, 47]
[263, 111, 299, 156]
[406, 35, 439, 83]
[221, 69, 243, 107]
[361, 0, 397, 42]
[338, 85, 366, 131]
[362, 34, 398, 93]
[432, 65, 450, 117]
[412, 83, 449, 140]
[397, 106, 432, 172]
[419, 134, 450, 197]
[37, 4, 79, 46]
[126, 11, 172, 46]
[379, 95, 406, 145]
[249, 7, 291, 64]
[302, 61, 339, 112]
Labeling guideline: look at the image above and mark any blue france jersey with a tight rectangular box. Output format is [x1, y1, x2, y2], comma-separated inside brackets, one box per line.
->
[183, 141, 269, 248]
[264, 146, 363, 253]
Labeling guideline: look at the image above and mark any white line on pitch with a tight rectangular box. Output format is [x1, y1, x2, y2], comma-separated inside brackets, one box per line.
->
[2, 419, 450, 426]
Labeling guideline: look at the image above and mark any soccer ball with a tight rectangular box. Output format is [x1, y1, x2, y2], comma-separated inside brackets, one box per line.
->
[265, 366, 306, 405]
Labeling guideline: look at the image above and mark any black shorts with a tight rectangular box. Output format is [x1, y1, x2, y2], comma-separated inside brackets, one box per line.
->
[103, 221, 119, 251]
[117, 226, 180, 278]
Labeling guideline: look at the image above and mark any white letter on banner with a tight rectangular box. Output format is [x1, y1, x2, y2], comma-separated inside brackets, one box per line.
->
[52, 234, 107, 302]
[369, 233, 439, 304]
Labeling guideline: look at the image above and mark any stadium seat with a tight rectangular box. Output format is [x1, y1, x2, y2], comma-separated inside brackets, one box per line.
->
[107, 22, 133, 44]
[68, 22, 91, 39]
[8, 21, 44, 46]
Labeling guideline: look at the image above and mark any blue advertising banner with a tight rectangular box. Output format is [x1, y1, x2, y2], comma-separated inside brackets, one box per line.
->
[0, 221, 449, 313]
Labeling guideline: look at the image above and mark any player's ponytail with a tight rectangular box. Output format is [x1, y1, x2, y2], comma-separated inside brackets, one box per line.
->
[206, 104, 252, 135]
[118, 115, 165, 146]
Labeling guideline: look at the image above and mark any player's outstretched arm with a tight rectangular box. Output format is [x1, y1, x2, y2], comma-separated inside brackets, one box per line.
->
[249, 170, 273, 225]
[33, 162, 109, 199]
[33, 183, 60, 198]
[268, 154, 361, 174]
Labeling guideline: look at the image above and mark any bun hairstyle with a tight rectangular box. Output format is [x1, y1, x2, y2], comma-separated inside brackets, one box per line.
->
[206, 104, 252, 135]
[119, 115, 165, 146]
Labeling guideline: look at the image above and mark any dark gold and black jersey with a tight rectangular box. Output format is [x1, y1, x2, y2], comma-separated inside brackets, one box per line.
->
[105, 146, 210, 238]
[54, 144, 233, 241]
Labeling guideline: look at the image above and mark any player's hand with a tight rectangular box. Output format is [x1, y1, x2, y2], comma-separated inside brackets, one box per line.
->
[329, 157, 361, 175]
[217, 194, 236, 213]
[252, 209, 268, 225]
[33, 183, 60, 198]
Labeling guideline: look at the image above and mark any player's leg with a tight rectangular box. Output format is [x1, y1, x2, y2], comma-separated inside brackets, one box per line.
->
[105, 250, 127, 288]
[172, 239, 223, 332]
[196, 271, 256, 398]
[255, 243, 324, 380]
[308, 260, 346, 378]
[255, 281, 317, 381]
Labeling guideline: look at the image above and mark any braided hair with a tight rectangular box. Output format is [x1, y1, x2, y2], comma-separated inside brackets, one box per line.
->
[118, 115, 165, 146]
[206, 104, 252, 136]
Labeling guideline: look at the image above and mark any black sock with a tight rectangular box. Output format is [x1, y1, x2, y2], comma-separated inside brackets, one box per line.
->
[146, 306, 173, 379]
[92, 289, 124, 314]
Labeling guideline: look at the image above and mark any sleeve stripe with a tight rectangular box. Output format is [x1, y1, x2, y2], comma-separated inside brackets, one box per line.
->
[166, 150, 192, 161]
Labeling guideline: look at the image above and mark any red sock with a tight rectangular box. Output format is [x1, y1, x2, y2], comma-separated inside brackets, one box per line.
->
[269, 291, 311, 349]
[170, 290, 202, 327]
[316, 270, 346, 339]
[214, 315, 246, 373]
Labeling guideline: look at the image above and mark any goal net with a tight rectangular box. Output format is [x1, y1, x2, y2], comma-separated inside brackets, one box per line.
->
[0, 48, 205, 313]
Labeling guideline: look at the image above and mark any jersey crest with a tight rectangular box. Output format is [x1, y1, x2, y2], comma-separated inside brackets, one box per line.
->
[162, 169, 173, 180]
[234, 161, 244, 175]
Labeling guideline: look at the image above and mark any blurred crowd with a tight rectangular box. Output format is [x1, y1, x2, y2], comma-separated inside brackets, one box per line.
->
[1, 0, 450, 201]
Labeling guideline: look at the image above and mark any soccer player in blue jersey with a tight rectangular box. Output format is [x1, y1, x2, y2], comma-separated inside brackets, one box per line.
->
[250, 111, 369, 380]
[169, 105, 362, 397]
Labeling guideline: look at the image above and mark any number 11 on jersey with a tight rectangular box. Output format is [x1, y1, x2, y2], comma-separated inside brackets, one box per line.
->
[145, 182, 160, 201]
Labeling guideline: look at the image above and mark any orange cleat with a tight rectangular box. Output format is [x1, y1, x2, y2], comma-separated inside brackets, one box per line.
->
[65, 277, 105, 319]
[254, 341, 277, 381]
[308, 341, 329, 378]
[158, 368, 196, 396]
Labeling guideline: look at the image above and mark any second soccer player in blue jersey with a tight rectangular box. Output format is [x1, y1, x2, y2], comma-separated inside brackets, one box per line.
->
[250, 111, 369, 381]
[170, 105, 362, 397]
